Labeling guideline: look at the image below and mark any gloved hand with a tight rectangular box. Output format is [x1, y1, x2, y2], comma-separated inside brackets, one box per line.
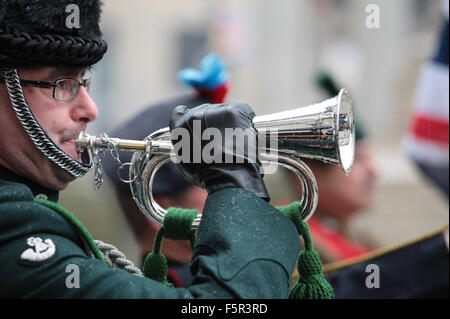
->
[178, 53, 230, 104]
[169, 103, 270, 201]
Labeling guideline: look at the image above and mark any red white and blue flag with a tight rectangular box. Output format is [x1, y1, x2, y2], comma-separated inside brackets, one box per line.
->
[404, 1, 449, 194]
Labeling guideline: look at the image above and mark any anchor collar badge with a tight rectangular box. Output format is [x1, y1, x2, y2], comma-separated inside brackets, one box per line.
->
[20, 237, 56, 262]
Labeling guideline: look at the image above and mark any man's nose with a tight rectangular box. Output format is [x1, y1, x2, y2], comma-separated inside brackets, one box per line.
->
[71, 86, 98, 123]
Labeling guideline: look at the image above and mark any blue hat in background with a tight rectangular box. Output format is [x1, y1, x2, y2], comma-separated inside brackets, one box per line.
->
[103, 94, 208, 196]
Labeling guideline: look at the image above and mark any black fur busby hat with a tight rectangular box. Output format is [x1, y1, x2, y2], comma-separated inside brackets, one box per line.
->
[0, 0, 107, 68]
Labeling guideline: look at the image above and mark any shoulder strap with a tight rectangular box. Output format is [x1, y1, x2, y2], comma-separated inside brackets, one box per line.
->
[33, 197, 107, 265]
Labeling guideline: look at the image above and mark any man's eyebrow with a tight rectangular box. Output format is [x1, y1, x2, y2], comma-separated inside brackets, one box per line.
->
[44, 67, 87, 81]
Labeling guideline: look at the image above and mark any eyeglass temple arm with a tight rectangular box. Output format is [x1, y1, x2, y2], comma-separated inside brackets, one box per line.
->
[18, 79, 54, 89]
[0, 78, 54, 89]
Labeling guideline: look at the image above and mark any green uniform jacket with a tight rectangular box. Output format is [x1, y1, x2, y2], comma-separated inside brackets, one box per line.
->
[0, 167, 299, 298]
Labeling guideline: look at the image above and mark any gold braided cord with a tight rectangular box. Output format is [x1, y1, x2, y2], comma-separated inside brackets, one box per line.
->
[291, 223, 449, 281]
[322, 223, 449, 274]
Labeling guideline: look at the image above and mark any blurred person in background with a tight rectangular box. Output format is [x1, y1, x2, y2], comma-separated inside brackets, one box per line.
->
[291, 65, 448, 297]
[289, 72, 378, 264]
[103, 53, 228, 287]
[319, 4, 449, 297]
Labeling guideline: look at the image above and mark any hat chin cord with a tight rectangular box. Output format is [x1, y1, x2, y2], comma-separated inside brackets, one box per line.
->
[1, 67, 93, 178]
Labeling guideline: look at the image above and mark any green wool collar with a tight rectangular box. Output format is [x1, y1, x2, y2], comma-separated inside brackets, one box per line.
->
[0, 166, 59, 203]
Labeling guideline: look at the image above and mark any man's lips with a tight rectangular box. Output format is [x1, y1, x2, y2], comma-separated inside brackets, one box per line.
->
[62, 139, 81, 160]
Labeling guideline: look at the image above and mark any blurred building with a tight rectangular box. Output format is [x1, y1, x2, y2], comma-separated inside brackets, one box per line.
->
[60, 0, 448, 265]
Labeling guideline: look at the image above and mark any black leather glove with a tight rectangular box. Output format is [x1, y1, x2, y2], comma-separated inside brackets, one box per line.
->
[169, 103, 270, 201]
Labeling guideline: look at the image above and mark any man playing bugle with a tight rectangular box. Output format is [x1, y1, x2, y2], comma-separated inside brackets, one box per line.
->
[0, 0, 299, 298]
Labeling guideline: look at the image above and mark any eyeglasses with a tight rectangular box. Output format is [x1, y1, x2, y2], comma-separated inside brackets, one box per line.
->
[0, 77, 91, 101]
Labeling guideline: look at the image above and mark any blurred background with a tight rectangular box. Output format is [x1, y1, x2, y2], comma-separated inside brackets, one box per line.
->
[61, 0, 449, 266]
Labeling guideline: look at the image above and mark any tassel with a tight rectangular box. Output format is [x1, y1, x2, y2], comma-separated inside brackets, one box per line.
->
[142, 229, 174, 287]
[142, 207, 198, 287]
[142, 251, 173, 288]
[276, 202, 334, 299]
[289, 249, 334, 299]
[289, 220, 334, 299]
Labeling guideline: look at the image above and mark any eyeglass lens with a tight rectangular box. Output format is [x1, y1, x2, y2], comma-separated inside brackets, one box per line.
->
[53, 79, 90, 101]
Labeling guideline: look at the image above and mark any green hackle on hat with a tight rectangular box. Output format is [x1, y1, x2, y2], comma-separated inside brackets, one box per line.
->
[316, 71, 366, 141]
